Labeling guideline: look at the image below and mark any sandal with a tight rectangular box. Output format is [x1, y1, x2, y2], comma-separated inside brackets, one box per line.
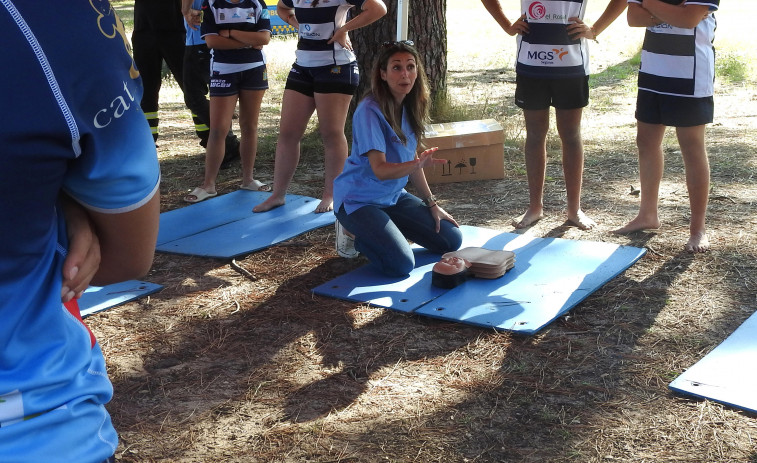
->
[240, 179, 271, 192]
[184, 187, 217, 203]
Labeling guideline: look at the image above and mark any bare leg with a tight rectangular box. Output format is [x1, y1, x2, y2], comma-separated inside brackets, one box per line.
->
[677, 124, 710, 253]
[556, 107, 595, 230]
[513, 109, 548, 228]
[253, 90, 315, 212]
[237, 88, 266, 189]
[313, 92, 353, 213]
[612, 121, 665, 234]
[185, 94, 237, 201]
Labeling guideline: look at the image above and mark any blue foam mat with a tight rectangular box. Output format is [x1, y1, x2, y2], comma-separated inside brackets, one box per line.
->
[78, 280, 162, 318]
[157, 190, 335, 258]
[313, 225, 646, 334]
[669, 311, 757, 414]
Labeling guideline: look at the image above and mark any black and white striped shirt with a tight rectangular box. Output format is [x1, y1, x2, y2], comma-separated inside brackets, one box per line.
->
[282, 0, 365, 67]
[629, 0, 719, 97]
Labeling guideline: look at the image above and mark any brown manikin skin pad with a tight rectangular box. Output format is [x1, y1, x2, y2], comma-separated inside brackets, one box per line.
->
[442, 247, 515, 279]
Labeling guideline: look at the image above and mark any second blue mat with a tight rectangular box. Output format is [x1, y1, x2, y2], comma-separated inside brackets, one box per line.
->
[78, 280, 163, 318]
[313, 226, 646, 334]
[669, 310, 757, 414]
[156, 190, 335, 258]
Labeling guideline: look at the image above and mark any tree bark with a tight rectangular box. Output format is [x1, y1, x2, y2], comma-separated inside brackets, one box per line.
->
[350, 0, 447, 112]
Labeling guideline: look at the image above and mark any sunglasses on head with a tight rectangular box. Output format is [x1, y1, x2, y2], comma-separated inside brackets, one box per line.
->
[382, 40, 415, 48]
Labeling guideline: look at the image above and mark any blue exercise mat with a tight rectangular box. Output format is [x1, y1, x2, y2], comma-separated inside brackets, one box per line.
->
[157, 190, 335, 258]
[78, 280, 162, 318]
[669, 310, 757, 414]
[313, 225, 646, 334]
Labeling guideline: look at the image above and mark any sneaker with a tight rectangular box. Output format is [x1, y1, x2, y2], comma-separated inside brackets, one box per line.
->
[335, 221, 359, 258]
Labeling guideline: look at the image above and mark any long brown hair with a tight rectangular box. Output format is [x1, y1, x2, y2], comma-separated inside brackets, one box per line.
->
[369, 41, 430, 147]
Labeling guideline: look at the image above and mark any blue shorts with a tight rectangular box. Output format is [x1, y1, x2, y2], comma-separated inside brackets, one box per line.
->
[635, 90, 714, 127]
[209, 65, 268, 97]
[515, 75, 589, 110]
[285, 62, 359, 97]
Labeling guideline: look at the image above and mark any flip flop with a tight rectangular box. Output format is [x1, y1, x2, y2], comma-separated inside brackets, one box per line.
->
[184, 187, 217, 203]
[240, 179, 271, 192]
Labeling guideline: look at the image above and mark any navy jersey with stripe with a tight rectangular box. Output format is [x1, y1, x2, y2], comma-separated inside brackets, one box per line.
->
[629, 0, 718, 97]
[516, 0, 590, 78]
[202, 0, 271, 74]
[282, 0, 365, 67]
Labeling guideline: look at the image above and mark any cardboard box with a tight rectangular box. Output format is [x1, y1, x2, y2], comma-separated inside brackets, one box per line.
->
[422, 119, 505, 184]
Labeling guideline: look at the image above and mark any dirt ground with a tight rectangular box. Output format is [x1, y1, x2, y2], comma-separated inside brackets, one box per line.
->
[89, 5, 757, 462]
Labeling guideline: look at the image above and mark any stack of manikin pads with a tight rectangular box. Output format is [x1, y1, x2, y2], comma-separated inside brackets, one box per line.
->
[442, 247, 515, 279]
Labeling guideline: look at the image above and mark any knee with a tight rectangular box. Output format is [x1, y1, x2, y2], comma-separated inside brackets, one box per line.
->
[381, 254, 415, 277]
[319, 127, 347, 148]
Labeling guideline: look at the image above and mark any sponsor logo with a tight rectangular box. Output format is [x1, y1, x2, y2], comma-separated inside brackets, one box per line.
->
[89, 0, 138, 79]
[330, 66, 342, 74]
[527, 48, 568, 64]
[210, 80, 232, 88]
[528, 1, 546, 20]
[93, 81, 138, 128]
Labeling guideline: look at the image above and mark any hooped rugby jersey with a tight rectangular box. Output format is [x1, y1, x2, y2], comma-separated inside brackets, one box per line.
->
[629, 0, 718, 97]
[282, 0, 365, 67]
[516, 0, 590, 78]
[202, 0, 271, 74]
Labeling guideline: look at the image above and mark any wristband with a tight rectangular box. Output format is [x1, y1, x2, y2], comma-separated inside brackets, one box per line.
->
[422, 195, 437, 207]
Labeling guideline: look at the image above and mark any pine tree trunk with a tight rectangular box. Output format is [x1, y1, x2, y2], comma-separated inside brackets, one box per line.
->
[350, 0, 447, 111]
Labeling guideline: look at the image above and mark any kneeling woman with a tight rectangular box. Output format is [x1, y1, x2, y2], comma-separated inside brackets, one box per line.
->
[332, 41, 462, 276]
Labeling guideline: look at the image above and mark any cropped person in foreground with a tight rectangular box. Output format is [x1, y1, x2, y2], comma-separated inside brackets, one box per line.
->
[1, 1, 161, 461]
[613, 0, 718, 253]
[332, 41, 463, 276]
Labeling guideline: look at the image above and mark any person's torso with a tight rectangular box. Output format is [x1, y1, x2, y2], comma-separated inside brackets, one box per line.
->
[635, 0, 719, 97]
[283, 0, 362, 67]
[334, 97, 417, 213]
[203, 0, 271, 73]
[0, 2, 159, 460]
[516, 0, 590, 78]
[134, 0, 185, 32]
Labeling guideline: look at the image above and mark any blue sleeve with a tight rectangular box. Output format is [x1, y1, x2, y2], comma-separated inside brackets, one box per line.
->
[63, 77, 160, 213]
[351, 100, 388, 158]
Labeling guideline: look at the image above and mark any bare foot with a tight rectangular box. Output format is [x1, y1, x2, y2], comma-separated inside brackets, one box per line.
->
[611, 214, 661, 235]
[568, 210, 597, 230]
[512, 209, 543, 229]
[253, 195, 285, 212]
[315, 198, 333, 213]
[685, 231, 710, 253]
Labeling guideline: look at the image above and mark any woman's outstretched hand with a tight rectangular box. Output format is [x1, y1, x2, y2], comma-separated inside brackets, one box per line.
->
[417, 147, 444, 169]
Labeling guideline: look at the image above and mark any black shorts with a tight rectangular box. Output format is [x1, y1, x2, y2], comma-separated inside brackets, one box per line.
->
[635, 90, 714, 127]
[209, 65, 268, 97]
[515, 74, 589, 110]
[285, 62, 359, 97]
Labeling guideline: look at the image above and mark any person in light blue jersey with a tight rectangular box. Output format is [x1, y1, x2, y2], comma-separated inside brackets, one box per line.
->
[613, 0, 719, 253]
[0, 1, 161, 462]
